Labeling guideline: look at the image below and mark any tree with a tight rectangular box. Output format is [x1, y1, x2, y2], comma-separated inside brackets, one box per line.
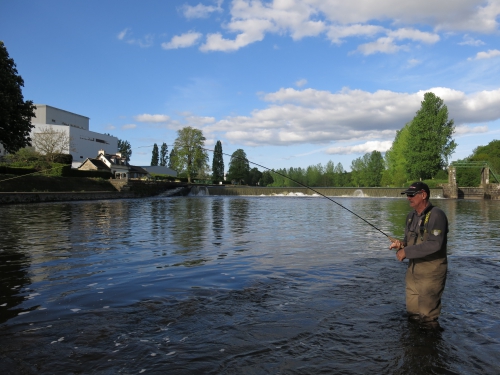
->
[160, 142, 168, 166]
[247, 167, 262, 186]
[406, 92, 456, 180]
[365, 151, 385, 187]
[172, 126, 209, 183]
[212, 140, 224, 182]
[0, 41, 37, 154]
[151, 143, 159, 166]
[227, 149, 250, 184]
[168, 148, 176, 170]
[382, 124, 410, 186]
[260, 171, 274, 186]
[118, 139, 132, 162]
[31, 128, 74, 162]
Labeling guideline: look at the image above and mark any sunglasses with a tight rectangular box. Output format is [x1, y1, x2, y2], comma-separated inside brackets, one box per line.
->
[406, 191, 423, 197]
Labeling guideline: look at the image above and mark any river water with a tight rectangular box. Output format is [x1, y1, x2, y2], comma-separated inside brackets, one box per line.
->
[0, 195, 499, 374]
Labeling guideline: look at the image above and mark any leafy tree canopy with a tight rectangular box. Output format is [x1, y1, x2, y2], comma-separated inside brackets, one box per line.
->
[0, 41, 36, 153]
[151, 143, 159, 166]
[406, 92, 456, 180]
[247, 167, 262, 186]
[118, 139, 132, 162]
[382, 123, 410, 187]
[212, 140, 224, 181]
[227, 149, 250, 184]
[260, 170, 274, 186]
[172, 126, 209, 183]
[160, 142, 168, 166]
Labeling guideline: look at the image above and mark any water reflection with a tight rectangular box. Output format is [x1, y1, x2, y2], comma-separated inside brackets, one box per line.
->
[212, 197, 225, 250]
[0, 197, 499, 374]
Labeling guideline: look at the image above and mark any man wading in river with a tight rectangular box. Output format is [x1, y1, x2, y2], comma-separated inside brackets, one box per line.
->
[389, 182, 448, 329]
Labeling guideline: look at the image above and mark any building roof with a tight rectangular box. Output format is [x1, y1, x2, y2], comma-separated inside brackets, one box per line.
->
[79, 158, 110, 171]
[129, 165, 149, 174]
[140, 166, 177, 176]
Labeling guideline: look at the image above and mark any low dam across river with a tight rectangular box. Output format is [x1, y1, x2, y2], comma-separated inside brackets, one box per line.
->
[204, 185, 500, 199]
[206, 186, 442, 198]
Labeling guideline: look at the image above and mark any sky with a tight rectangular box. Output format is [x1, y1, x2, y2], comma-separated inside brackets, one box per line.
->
[1, 0, 500, 171]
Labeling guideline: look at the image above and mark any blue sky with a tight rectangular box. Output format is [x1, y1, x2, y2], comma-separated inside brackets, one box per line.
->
[2, 0, 500, 171]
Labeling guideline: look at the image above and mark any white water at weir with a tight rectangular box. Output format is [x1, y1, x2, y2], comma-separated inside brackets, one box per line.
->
[189, 186, 210, 196]
[353, 189, 365, 197]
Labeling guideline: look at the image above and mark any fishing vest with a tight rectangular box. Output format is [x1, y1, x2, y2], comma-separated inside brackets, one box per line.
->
[407, 206, 447, 261]
[408, 207, 432, 246]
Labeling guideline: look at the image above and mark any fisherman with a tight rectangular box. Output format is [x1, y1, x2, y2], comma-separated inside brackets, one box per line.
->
[389, 181, 448, 329]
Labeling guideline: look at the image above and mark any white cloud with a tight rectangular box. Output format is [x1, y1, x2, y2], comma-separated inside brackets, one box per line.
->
[117, 28, 129, 40]
[468, 49, 500, 60]
[459, 34, 485, 46]
[162, 32, 203, 49]
[356, 37, 403, 55]
[117, 28, 154, 48]
[388, 28, 440, 43]
[407, 58, 421, 67]
[454, 125, 489, 135]
[134, 114, 171, 123]
[121, 124, 137, 130]
[181, 0, 223, 19]
[194, 0, 498, 52]
[326, 140, 393, 155]
[204, 86, 500, 148]
[295, 79, 307, 87]
[106, 125, 116, 130]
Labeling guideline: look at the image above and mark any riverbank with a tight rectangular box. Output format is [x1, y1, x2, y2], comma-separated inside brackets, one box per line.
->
[0, 175, 191, 204]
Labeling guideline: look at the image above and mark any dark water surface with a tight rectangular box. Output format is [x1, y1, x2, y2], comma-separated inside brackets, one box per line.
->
[0, 196, 499, 374]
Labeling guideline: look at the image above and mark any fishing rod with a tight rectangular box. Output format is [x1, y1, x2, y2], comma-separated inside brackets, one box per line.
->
[200, 146, 398, 244]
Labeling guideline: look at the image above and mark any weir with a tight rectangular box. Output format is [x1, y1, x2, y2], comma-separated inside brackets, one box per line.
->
[206, 186, 444, 198]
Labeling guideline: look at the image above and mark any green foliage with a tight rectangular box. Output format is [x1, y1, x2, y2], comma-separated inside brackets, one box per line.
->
[227, 149, 250, 184]
[454, 139, 500, 186]
[0, 165, 37, 175]
[471, 139, 500, 174]
[350, 151, 385, 187]
[247, 167, 262, 186]
[406, 92, 457, 180]
[212, 140, 224, 181]
[168, 148, 176, 169]
[151, 143, 159, 166]
[5, 147, 40, 163]
[260, 170, 274, 186]
[0, 41, 36, 154]
[171, 126, 209, 183]
[160, 142, 168, 166]
[383, 124, 410, 186]
[118, 139, 132, 162]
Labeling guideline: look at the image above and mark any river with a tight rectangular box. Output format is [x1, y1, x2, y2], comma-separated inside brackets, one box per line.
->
[0, 195, 499, 374]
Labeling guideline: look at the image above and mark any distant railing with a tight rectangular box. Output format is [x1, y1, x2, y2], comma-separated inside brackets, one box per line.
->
[450, 161, 499, 183]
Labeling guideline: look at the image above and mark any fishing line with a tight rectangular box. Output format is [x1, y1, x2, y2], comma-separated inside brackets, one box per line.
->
[200, 146, 397, 243]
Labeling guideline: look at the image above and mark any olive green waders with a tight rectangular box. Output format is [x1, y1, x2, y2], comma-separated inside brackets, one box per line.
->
[405, 257, 447, 322]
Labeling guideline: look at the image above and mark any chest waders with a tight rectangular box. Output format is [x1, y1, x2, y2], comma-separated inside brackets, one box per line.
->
[405, 207, 447, 322]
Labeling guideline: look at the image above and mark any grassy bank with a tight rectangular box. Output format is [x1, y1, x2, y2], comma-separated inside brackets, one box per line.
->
[0, 175, 117, 192]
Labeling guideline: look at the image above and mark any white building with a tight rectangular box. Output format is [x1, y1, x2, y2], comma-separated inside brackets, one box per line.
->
[30, 104, 118, 168]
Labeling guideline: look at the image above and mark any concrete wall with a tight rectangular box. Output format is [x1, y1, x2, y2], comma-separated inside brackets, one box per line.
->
[32, 104, 90, 130]
[207, 186, 445, 198]
[0, 191, 136, 204]
[30, 124, 118, 166]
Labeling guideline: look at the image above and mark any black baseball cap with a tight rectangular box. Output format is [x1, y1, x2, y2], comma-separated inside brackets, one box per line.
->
[401, 181, 430, 197]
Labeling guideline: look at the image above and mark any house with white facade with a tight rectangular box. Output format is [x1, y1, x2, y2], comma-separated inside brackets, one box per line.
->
[30, 104, 118, 168]
[79, 150, 150, 180]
